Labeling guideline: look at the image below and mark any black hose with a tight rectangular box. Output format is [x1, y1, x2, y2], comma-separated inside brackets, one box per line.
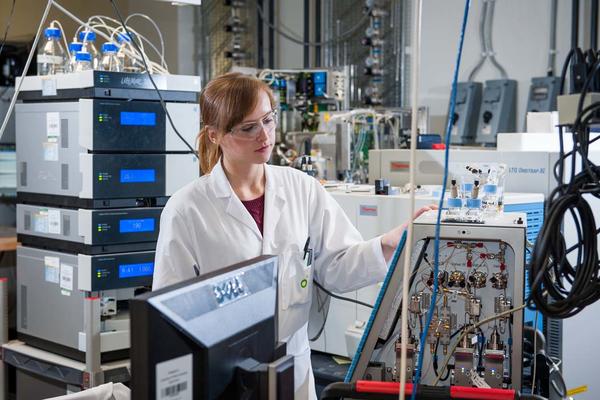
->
[529, 97, 600, 318]
[313, 279, 374, 309]
[572, 0, 580, 50]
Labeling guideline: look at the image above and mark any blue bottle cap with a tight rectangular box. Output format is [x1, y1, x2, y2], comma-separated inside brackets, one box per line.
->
[467, 198, 482, 209]
[75, 51, 92, 62]
[69, 42, 83, 52]
[447, 198, 463, 208]
[117, 32, 133, 43]
[102, 42, 119, 53]
[483, 184, 497, 194]
[44, 27, 61, 38]
[79, 31, 96, 41]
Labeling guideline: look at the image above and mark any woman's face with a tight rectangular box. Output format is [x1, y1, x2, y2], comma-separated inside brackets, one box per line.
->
[217, 90, 275, 167]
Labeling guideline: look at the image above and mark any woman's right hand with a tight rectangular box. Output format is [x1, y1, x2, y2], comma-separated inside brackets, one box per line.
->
[380, 204, 438, 261]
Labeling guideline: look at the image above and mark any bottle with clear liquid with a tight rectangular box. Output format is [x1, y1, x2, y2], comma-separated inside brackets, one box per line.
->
[445, 179, 463, 221]
[465, 198, 483, 223]
[73, 52, 92, 72]
[445, 197, 463, 221]
[66, 42, 82, 73]
[116, 33, 143, 73]
[37, 27, 66, 75]
[79, 31, 100, 69]
[482, 184, 498, 216]
[100, 43, 123, 72]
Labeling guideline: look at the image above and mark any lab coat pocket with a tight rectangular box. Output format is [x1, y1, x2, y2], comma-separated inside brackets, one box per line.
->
[281, 250, 313, 311]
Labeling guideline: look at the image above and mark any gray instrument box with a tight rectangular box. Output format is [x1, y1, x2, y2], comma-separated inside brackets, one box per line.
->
[476, 79, 517, 145]
[347, 212, 526, 390]
[16, 70, 200, 103]
[448, 82, 482, 145]
[16, 100, 198, 207]
[557, 92, 600, 125]
[15, 99, 199, 153]
[526, 76, 560, 113]
[525, 76, 561, 130]
[17, 204, 162, 253]
[17, 246, 154, 361]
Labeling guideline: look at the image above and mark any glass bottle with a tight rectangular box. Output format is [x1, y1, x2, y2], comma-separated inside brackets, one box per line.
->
[79, 30, 100, 69]
[73, 51, 92, 72]
[100, 42, 123, 72]
[66, 42, 82, 73]
[37, 27, 66, 75]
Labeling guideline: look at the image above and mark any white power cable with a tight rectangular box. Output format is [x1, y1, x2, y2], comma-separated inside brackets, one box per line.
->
[52, 2, 168, 74]
[125, 13, 166, 68]
[484, 0, 508, 79]
[467, 0, 487, 82]
[0, 1, 170, 142]
[399, 1, 423, 399]
[0, 0, 53, 142]
[112, 25, 169, 73]
[57, 10, 168, 74]
[326, 108, 381, 123]
[49, 19, 70, 55]
[80, 16, 121, 41]
[83, 22, 115, 39]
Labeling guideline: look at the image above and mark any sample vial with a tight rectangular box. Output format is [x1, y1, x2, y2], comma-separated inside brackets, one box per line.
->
[482, 184, 498, 215]
[445, 197, 463, 221]
[464, 198, 483, 223]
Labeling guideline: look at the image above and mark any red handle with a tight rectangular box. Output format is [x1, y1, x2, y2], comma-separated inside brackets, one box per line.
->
[356, 381, 414, 394]
[450, 386, 516, 400]
[355, 381, 516, 400]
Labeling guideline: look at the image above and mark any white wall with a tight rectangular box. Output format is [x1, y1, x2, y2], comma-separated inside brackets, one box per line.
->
[276, 0, 305, 68]
[420, 0, 572, 133]
[125, 0, 196, 75]
[177, 6, 196, 75]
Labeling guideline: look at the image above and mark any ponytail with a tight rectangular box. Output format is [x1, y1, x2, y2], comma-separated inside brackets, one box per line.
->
[198, 126, 222, 175]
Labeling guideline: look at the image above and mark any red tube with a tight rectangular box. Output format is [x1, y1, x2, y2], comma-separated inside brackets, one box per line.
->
[356, 381, 414, 394]
[354, 381, 516, 400]
[450, 386, 516, 400]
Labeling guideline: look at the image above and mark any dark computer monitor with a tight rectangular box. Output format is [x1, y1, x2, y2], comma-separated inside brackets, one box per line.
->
[130, 255, 293, 400]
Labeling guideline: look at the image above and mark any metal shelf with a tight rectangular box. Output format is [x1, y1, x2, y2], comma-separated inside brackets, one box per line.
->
[2, 341, 130, 388]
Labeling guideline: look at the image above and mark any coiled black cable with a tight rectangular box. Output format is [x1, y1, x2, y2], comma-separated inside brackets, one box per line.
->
[528, 87, 600, 318]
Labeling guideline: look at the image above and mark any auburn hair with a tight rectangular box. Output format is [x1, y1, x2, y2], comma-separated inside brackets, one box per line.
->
[198, 72, 275, 174]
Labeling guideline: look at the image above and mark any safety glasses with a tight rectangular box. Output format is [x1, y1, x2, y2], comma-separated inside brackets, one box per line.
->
[228, 110, 278, 140]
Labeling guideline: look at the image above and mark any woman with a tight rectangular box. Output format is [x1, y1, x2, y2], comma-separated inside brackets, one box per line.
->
[153, 72, 433, 399]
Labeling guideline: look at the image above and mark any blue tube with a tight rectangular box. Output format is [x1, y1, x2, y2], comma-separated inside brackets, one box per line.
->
[411, 1, 472, 398]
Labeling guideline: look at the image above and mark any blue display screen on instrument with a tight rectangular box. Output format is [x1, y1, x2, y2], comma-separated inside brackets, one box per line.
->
[120, 111, 156, 126]
[120, 169, 156, 183]
[119, 262, 155, 278]
[119, 218, 155, 233]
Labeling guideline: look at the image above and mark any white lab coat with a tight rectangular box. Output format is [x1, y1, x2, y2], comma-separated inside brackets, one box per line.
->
[152, 160, 388, 399]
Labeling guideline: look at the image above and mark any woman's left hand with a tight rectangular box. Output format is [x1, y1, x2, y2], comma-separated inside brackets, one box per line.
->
[380, 204, 439, 261]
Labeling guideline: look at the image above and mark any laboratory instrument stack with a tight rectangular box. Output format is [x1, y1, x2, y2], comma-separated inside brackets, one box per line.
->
[11, 68, 200, 394]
